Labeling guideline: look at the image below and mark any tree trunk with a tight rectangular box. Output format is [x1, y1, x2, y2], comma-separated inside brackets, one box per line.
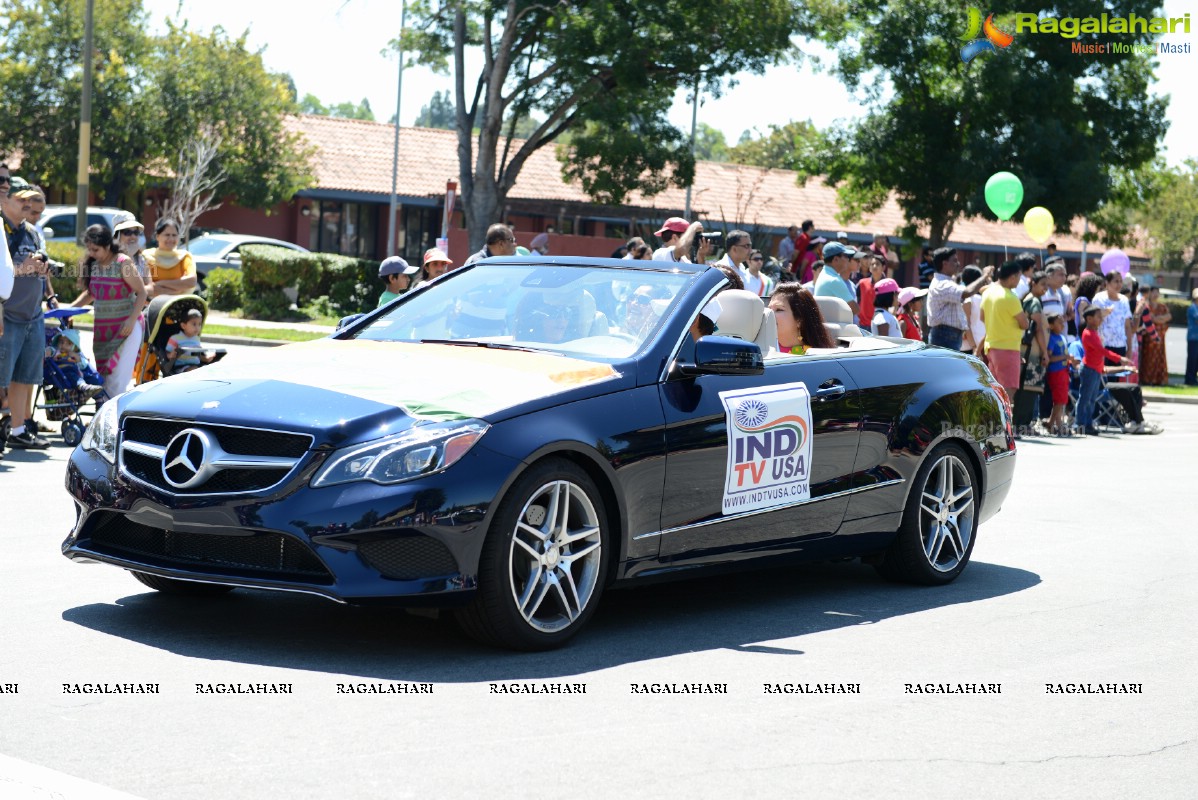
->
[464, 179, 502, 254]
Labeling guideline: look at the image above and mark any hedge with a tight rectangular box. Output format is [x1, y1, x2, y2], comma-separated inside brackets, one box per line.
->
[239, 245, 378, 318]
[1160, 297, 1192, 326]
[204, 267, 245, 311]
[46, 241, 85, 302]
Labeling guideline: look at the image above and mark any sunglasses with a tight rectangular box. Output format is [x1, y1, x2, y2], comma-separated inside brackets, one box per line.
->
[750, 256, 763, 262]
[119, 228, 141, 236]
[0, 176, 10, 185]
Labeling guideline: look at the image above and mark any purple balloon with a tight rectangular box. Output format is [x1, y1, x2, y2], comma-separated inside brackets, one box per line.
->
[1099, 249, 1130, 276]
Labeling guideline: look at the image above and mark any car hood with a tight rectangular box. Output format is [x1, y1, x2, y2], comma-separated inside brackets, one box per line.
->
[122, 339, 621, 447]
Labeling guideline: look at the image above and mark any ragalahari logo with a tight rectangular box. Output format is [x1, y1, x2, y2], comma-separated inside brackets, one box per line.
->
[960, 7, 1015, 62]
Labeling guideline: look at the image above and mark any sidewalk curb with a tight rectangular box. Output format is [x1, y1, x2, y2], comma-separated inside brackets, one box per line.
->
[1141, 392, 1198, 405]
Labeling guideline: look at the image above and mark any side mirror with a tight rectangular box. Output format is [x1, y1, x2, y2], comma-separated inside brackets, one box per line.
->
[42, 227, 56, 239]
[225, 252, 242, 263]
[675, 335, 764, 377]
[336, 313, 365, 331]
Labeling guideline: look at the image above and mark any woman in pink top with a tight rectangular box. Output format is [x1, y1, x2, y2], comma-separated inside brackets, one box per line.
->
[71, 224, 148, 398]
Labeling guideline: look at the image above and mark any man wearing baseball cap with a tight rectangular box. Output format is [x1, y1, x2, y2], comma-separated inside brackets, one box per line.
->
[652, 217, 706, 263]
[813, 241, 860, 318]
[422, 247, 454, 281]
[377, 256, 420, 307]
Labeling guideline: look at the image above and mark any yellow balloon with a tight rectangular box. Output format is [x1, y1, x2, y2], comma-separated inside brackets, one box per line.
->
[1023, 206, 1054, 244]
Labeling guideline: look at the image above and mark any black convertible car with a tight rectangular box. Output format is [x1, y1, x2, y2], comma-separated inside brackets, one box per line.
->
[64, 257, 1016, 650]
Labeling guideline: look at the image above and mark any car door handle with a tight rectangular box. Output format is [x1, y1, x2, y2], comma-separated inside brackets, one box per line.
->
[814, 381, 846, 400]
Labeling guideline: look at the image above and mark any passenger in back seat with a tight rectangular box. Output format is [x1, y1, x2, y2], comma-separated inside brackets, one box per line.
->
[769, 284, 835, 355]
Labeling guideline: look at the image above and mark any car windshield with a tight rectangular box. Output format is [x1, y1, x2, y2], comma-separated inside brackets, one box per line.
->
[352, 261, 693, 360]
[186, 237, 233, 256]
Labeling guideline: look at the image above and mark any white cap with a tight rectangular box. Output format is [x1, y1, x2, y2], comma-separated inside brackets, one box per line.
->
[699, 297, 722, 324]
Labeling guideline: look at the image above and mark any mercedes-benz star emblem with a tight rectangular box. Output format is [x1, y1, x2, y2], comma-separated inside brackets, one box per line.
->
[162, 428, 214, 489]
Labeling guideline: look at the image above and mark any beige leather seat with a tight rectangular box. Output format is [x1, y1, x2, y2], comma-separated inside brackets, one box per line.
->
[713, 289, 778, 354]
[814, 296, 862, 340]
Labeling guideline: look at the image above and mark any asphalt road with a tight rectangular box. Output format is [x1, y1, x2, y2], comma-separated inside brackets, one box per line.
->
[0, 391, 1194, 799]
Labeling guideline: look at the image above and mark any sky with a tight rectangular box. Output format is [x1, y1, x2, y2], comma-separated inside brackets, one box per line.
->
[144, 0, 1197, 166]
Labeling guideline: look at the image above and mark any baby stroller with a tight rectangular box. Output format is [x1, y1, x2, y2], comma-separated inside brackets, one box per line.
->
[134, 294, 226, 384]
[34, 306, 106, 446]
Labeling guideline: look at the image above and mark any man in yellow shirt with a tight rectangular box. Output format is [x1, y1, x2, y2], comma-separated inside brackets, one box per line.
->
[979, 261, 1029, 396]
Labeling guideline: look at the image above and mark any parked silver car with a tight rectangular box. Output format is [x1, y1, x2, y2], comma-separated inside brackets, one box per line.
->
[186, 234, 310, 282]
[38, 205, 145, 249]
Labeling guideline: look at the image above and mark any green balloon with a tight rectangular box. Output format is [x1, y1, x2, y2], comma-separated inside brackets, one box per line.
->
[985, 171, 1024, 221]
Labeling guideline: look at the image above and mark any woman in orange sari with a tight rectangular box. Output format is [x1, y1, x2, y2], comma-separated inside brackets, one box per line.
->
[1139, 286, 1170, 385]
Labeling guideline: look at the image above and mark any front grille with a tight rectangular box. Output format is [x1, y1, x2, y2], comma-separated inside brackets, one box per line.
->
[120, 416, 312, 495]
[124, 451, 291, 494]
[87, 515, 332, 583]
[124, 417, 311, 458]
[358, 537, 459, 580]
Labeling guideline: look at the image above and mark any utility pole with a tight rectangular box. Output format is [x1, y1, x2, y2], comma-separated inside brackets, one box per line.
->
[386, 0, 408, 257]
[683, 73, 699, 220]
[75, 0, 95, 244]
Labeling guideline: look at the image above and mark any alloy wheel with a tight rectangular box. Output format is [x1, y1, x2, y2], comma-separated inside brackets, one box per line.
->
[917, 454, 974, 573]
[508, 479, 603, 633]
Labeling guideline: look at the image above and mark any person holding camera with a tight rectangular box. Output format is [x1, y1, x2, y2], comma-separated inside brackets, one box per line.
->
[652, 217, 710, 263]
[1, 177, 54, 449]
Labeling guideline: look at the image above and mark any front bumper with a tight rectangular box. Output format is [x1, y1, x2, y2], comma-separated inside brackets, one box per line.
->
[63, 441, 523, 605]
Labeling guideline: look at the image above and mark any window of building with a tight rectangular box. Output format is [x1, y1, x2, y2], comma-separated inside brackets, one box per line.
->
[399, 206, 437, 263]
[307, 200, 379, 258]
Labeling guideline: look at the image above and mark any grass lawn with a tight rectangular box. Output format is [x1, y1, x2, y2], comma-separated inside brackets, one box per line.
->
[1141, 375, 1198, 397]
[66, 314, 327, 343]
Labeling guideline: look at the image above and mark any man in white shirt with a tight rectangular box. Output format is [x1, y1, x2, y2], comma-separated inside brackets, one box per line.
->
[1013, 252, 1037, 299]
[717, 229, 752, 276]
[652, 217, 707, 263]
[742, 250, 772, 297]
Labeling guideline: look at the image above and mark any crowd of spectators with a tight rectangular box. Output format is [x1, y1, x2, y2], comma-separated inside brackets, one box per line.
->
[0, 162, 227, 460]
[6, 182, 1194, 463]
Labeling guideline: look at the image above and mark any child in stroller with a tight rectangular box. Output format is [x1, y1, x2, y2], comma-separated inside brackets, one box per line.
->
[134, 294, 226, 384]
[48, 328, 104, 399]
[165, 308, 219, 372]
[33, 306, 107, 446]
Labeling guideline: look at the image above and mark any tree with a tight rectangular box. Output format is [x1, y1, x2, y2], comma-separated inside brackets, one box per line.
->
[415, 89, 456, 129]
[148, 21, 315, 210]
[1143, 162, 1198, 286]
[303, 94, 375, 120]
[795, 1, 1169, 246]
[728, 120, 823, 176]
[694, 123, 729, 163]
[0, 0, 157, 203]
[0, 1, 312, 209]
[396, 0, 803, 249]
[160, 126, 226, 246]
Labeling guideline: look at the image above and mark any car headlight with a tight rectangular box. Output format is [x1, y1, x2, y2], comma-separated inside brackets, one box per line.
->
[81, 400, 119, 463]
[311, 419, 489, 488]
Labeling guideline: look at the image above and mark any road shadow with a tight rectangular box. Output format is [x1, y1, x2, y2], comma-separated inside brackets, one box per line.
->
[62, 559, 1039, 681]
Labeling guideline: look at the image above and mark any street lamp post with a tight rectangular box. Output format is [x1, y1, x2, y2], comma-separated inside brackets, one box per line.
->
[684, 73, 699, 220]
[75, 0, 95, 244]
[387, 0, 408, 257]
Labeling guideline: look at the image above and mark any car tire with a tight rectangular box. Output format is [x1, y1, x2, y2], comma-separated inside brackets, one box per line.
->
[875, 441, 979, 585]
[457, 458, 609, 651]
[130, 570, 236, 596]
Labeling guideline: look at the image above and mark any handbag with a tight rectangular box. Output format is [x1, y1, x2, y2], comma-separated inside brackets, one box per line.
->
[1021, 337, 1046, 392]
